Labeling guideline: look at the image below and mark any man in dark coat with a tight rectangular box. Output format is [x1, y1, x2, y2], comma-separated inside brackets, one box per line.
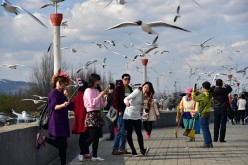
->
[212, 79, 232, 143]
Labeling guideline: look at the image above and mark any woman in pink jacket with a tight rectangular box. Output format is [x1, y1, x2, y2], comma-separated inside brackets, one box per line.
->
[83, 74, 108, 161]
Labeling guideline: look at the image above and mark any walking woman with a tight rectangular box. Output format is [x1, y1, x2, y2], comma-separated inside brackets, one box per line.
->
[83, 74, 108, 161]
[192, 81, 213, 148]
[36, 70, 74, 165]
[141, 87, 160, 139]
[123, 82, 152, 156]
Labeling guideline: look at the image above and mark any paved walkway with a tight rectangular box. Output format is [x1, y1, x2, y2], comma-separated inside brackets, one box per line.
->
[50, 122, 248, 165]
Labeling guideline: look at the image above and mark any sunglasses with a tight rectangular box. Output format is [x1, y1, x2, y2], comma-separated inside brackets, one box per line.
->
[123, 78, 130, 81]
[59, 81, 68, 86]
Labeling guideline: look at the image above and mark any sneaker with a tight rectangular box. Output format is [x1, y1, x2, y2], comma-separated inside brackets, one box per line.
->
[92, 157, 104, 161]
[141, 148, 150, 156]
[119, 149, 131, 154]
[35, 132, 45, 150]
[200, 144, 210, 148]
[209, 143, 213, 148]
[78, 154, 84, 162]
[132, 151, 138, 157]
[84, 154, 92, 159]
[145, 132, 150, 139]
[112, 150, 120, 155]
[219, 140, 226, 143]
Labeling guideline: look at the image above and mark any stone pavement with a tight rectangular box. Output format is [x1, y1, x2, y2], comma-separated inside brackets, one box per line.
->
[50, 122, 248, 165]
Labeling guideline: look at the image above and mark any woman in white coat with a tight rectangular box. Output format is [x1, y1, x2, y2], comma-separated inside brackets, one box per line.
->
[123, 82, 154, 157]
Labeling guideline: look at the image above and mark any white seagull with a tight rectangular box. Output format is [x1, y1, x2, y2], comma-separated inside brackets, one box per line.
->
[32, 95, 48, 100]
[111, 51, 134, 61]
[192, 37, 214, 51]
[47, 35, 66, 53]
[101, 58, 107, 68]
[0, 64, 32, 69]
[1, 0, 47, 28]
[21, 99, 47, 104]
[76, 60, 98, 74]
[106, 20, 190, 35]
[174, 5, 180, 22]
[104, 40, 116, 46]
[91, 41, 108, 49]
[146, 35, 159, 47]
[61, 47, 88, 54]
[40, 0, 64, 9]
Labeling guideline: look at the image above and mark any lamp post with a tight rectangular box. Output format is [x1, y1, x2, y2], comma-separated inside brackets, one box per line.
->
[227, 74, 233, 85]
[50, 1, 63, 74]
[237, 81, 240, 94]
[141, 58, 148, 83]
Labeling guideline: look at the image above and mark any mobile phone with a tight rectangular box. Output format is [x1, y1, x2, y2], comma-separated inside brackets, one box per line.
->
[104, 85, 110, 91]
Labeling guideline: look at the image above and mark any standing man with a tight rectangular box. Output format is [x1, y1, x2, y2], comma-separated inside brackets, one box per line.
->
[231, 94, 238, 124]
[212, 79, 232, 143]
[112, 74, 132, 155]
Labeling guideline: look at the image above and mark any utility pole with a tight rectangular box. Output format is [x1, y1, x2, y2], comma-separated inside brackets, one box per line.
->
[141, 59, 148, 83]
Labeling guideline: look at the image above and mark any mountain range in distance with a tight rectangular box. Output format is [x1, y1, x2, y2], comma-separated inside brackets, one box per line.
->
[0, 79, 32, 95]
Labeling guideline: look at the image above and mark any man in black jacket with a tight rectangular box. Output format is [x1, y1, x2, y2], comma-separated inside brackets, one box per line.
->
[212, 79, 232, 143]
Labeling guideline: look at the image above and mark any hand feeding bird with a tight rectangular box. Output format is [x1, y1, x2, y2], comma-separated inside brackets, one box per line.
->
[1, 0, 47, 28]
[106, 20, 190, 35]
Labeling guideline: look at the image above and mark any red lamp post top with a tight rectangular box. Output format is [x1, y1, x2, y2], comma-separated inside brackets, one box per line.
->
[141, 59, 148, 66]
[50, 13, 63, 26]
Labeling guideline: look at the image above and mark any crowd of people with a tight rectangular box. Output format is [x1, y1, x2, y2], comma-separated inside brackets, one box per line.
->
[35, 70, 248, 165]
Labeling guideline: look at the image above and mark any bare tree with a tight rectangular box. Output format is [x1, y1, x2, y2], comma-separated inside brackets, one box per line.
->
[29, 53, 69, 96]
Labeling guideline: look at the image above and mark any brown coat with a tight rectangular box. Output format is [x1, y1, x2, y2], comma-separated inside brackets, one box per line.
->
[142, 100, 160, 121]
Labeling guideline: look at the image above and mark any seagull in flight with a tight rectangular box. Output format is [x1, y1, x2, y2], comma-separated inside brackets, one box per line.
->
[0, 64, 32, 69]
[106, 20, 191, 35]
[146, 35, 159, 47]
[134, 46, 158, 57]
[61, 21, 68, 28]
[61, 47, 88, 54]
[111, 51, 134, 61]
[192, 37, 214, 51]
[47, 35, 66, 53]
[174, 5, 180, 22]
[1, 0, 47, 28]
[32, 95, 48, 100]
[76, 60, 98, 74]
[40, 0, 64, 9]
[21, 99, 47, 104]
[102, 58, 107, 68]
[104, 40, 116, 46]
[91, 41, 108, 49]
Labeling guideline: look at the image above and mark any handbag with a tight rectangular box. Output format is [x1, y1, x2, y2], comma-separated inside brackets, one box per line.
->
[106, 106, 118, 122]
[39, 102, 51, 130]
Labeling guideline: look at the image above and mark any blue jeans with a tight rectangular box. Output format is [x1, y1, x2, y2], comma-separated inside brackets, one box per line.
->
[113, 114, 126, 151]
[200, 117, 212, 144]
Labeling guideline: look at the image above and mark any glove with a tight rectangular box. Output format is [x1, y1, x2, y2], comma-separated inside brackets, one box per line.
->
[193, 112, 199, 119]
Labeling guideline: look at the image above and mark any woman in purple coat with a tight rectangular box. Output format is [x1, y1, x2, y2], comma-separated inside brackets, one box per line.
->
[36, 70, 74, 165]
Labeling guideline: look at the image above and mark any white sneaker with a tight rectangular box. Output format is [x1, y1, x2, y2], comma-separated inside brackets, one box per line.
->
[92, 157, 104, 161]
[78, 154, 84, 162]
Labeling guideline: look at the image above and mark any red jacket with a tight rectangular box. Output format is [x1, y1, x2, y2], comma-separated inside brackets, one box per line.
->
[72, 92, 87, 134]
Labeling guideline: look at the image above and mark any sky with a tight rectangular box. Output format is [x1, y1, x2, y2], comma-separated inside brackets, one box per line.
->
[0, 0, 248, 94]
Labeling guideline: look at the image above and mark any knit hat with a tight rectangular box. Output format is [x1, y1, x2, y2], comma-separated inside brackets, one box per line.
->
[186, 88, 192, 94]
